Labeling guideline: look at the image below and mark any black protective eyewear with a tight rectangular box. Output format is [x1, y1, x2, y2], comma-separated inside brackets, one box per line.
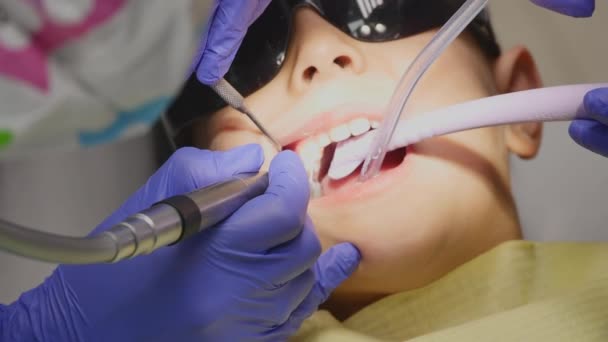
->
[167, 0, 500, 145]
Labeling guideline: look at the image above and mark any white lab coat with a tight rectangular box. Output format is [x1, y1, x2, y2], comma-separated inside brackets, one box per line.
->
[0, 0, 211, 156]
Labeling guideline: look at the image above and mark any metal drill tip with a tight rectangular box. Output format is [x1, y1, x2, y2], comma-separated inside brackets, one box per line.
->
[211, 78, 282, 152]
[238, 106, 282, 152]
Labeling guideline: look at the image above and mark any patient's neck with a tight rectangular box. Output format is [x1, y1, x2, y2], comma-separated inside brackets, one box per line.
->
[321, 292, 387, 321]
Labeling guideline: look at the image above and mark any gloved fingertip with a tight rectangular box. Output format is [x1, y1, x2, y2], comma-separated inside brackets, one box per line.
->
[569, 119, 608, 158]
[530, 0, 595, 17]
[568, 119, 587, 144]
[268, 150, 309, 191]
[195, 60, 222, 85]
[194, 0, 271, 85]
[269, 150, 306, 178]
[584, 88, 608, 120]
[281, 244, 360, 329]
[225, 143, 264, 163]
[222, 144, 264, 174]
[332, 243, 362, 276]
[165, 145, 263, 194]
[196, 32, 241, 84]
[317, 243, 361, 291]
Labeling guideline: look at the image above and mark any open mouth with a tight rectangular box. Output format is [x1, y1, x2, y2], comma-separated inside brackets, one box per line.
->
[284, 116, 409, 198]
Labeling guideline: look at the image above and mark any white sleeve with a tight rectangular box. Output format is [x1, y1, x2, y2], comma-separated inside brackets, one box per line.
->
[0, 0, 213, 155]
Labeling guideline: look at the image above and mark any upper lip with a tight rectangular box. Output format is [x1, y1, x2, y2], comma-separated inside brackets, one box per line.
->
[278, 103, 386, 147]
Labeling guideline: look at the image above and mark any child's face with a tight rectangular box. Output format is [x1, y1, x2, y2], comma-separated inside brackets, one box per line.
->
[193, 8, 542, 296]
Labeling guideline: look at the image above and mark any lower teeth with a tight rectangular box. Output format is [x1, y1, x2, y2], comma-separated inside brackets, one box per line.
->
[308, 158, 323, 199]
[303, 142, 335, 199]
[310, 180, 322, 198]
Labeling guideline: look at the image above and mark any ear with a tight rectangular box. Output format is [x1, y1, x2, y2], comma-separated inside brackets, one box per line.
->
[494, 46, 543, 160]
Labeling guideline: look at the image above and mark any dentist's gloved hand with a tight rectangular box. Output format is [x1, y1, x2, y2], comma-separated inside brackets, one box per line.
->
[0, 145, 360, 342]
[569, 88, 608, 157]
[530, 0, 595, 17]
[529, 1, 608, 157]
[193, 0, 272, 84]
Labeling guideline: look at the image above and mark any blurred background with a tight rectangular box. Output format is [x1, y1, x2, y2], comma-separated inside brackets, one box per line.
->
[490, 1, 608, 241]
[0, 0, 607, 303]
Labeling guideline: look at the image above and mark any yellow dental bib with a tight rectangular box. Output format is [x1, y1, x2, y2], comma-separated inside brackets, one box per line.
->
[292, 241, 608, 341]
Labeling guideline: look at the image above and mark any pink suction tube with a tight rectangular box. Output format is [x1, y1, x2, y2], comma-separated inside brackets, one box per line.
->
[386, 83, 608, 150]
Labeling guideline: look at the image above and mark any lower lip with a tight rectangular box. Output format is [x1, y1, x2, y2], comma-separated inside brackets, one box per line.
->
[311, 147, 413, 206]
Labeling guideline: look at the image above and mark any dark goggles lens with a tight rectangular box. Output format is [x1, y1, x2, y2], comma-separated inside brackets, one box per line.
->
[167, 0, 500, 144]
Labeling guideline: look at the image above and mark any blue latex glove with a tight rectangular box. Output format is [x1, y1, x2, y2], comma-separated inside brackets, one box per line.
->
[0, 145, 360, 342]
[569, 88, 608, 157]
[530, 0, 595, 17]
[193, 0, 272, 84]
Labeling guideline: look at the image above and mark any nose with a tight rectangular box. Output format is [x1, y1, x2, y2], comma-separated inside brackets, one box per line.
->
[287, 8, 366, 92]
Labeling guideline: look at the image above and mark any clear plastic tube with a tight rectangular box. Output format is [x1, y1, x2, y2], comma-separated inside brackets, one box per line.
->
[359, 0, 489, 181]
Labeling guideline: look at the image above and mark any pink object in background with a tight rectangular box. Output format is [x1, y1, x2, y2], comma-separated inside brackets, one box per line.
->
[0, 0, 126, 92]
[28, 0, 126, 51]
[0, 40, 49, 91]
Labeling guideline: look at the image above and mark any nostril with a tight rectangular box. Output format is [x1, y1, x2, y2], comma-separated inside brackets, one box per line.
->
[303, 66, 317, 82]
[300, 56, 353, 84]
[333, 56, 351, 68]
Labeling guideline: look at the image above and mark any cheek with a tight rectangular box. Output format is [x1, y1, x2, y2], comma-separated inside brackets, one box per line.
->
[210, 131, 257, 150]
[313, 129, 512, 293]
[412, 128, 510, 197]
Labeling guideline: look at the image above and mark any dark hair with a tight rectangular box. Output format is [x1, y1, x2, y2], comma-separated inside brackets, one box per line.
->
[460, 10, 501, 59]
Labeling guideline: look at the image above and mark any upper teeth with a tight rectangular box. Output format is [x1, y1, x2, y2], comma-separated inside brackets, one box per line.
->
[324, 118, 379, 145]
[294, 118, 380, 198]
[349, 118, 371, 136]
[329, 125, 351, 142]
[318, 134, 331, 147]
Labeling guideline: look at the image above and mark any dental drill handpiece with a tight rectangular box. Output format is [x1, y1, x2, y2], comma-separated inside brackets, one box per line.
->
[211, 78, 283, 151]
[100, 173, 269, 263]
